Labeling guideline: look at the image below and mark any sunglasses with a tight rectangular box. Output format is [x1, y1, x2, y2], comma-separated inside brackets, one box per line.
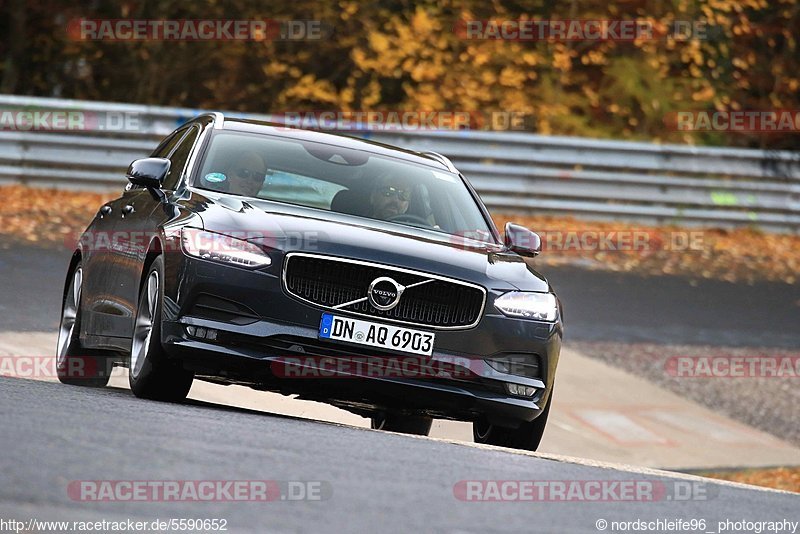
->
[379, 185, 411, 201]
[234, 168, 264, 180]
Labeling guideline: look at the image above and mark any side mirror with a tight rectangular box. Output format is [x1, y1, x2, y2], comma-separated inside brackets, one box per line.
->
[126, 158, 170, 189]
[504, 222, 541, 257]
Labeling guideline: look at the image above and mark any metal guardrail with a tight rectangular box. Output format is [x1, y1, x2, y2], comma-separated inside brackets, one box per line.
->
[1, 94, 799, 232]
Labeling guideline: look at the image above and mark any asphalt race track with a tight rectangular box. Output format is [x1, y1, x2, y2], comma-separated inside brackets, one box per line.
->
[2, 243, 799, 531]
[1, 377, 797, 533]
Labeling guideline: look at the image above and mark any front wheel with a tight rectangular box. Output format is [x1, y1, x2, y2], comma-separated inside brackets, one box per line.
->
[371, 413, 432, 436]
[128, 255, 193, 402]
[56, 263, 111, 387]
[473, 388, 553, 451]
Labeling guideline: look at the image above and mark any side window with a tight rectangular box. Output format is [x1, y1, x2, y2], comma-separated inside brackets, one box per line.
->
[151, 128, 187, 158]
[162, 126, 201, 191]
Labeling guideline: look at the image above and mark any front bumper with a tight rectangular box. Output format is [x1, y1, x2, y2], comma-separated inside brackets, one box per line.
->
[160, 254, 562, 425]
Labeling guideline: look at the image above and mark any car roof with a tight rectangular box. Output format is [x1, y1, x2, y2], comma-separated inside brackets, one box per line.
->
[211, 116, 454, 172]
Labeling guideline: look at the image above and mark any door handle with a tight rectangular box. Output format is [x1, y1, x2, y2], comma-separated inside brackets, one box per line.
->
[99, 205, 112, 217]
[121, 205, 135, 216]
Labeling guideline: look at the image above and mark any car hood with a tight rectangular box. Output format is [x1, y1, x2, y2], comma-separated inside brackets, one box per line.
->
[185, 191, 550, 292]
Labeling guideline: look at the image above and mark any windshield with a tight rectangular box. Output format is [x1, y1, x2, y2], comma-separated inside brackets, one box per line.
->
[194, 130, 495, 242]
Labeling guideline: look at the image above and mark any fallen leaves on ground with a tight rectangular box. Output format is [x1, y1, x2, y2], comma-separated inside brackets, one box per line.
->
[494, 214, 800, 285]
[698, 467, 800, 494]
[0, 185, 115, 249]
[0, 185, 798, 285]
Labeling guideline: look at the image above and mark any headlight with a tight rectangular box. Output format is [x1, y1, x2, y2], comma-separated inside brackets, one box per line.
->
[181, 228, 271, 269]
[494, 292, 557, 321]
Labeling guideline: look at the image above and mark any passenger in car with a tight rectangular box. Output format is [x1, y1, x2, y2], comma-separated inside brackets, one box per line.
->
[226, 150, 268, 197]
[368, 174, 412, 220]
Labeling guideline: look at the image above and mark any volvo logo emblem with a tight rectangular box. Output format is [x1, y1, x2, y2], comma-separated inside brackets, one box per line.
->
[367, 277, 404, 311]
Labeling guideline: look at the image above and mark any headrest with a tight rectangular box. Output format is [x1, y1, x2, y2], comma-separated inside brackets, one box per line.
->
[330, 189, 367, 216]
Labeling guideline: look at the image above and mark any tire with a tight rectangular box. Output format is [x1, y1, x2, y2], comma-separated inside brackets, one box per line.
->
[371, 413, 432, 436]
[56, 263, 112, 387]
[128, 255, 193, 401]
[473, 388, 553, 451]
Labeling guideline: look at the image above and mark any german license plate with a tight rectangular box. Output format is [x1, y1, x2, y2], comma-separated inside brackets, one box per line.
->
[319, 313, 434, 356]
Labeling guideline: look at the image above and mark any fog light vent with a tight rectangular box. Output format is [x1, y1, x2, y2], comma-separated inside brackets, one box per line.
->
[485, 354, 541, 379]
[186, 325, 218, 341]
[505, 383, 537, 398]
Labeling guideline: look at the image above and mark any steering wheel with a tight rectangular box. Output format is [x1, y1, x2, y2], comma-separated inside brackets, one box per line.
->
[386, 213, 432, 226]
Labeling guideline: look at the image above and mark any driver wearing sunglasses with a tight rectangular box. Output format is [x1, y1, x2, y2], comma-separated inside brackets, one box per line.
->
[369, 174, 412, 220]
[227, 150, 267, 197]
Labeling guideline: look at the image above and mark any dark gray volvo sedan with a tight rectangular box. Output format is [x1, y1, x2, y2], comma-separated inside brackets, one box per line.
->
[57, 113, 563, 451]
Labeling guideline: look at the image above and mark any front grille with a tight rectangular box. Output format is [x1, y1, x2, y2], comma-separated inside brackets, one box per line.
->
[283, 253, 486, 329]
